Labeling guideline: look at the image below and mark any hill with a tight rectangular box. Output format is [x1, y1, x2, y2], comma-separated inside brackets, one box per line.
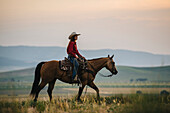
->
[0, 46, 170, 72]
[0, 68, 34, 82]
[0, 65, 170, 83]
[96, 65, 170, 83]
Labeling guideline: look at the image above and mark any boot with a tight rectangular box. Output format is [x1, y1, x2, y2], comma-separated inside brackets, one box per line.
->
[71, 75, 78, 83]
[74, 75, 78, 81]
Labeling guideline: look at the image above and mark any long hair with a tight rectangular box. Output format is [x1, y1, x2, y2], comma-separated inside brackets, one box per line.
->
[71, 35, 76, 41]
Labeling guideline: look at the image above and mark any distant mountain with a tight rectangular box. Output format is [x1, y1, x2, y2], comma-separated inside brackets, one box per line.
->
[0, 66, 169, 83]
[0, 56, 35, 72]
[0, 56, 33, 66]
[82, 49, 170, 66]
[0, 46, 66, 62]
[0, 46, 170, 71]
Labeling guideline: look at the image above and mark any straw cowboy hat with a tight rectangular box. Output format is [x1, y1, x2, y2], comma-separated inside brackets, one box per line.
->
[68, 32, 80, 39]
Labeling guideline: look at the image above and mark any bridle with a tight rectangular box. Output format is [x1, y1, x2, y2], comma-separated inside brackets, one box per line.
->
[87, 58, 115, 77]
[111, 60, 116, 74]
[99, 58, 115, 77]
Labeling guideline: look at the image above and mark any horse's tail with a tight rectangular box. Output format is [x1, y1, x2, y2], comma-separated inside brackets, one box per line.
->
[30, 62, 46, 97]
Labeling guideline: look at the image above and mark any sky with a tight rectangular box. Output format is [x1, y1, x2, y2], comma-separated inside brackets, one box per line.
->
[0, 0, 170, 55]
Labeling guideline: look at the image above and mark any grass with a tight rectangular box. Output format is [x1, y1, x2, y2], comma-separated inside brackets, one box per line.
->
[0, 94, 170, 113]
[0, 81, 170, 91]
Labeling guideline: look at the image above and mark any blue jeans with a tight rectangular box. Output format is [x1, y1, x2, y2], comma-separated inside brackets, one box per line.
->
[68, 55, 79, 79]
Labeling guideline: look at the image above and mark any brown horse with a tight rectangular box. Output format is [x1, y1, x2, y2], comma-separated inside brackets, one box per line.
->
[30, 55, 118, 102]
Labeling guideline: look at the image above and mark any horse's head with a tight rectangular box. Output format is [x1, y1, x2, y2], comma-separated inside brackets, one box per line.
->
[105, 54, 118, 75]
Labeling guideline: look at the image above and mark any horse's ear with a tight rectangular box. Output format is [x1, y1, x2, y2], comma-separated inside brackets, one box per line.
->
[108, 55, 110, 58]
[111, 54, 114, 59]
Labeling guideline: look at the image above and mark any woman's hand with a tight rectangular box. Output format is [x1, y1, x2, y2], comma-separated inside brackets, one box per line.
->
[76, 56, 79, 59]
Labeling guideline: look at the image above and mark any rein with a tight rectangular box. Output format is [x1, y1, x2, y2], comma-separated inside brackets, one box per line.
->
[98, 72, 113, 77]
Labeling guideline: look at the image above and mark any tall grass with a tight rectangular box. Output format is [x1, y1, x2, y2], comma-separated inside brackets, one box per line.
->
[0, 94, 169, 113]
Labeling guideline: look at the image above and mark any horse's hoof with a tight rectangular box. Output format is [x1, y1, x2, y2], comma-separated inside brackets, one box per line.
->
[77, 99, 83, 103]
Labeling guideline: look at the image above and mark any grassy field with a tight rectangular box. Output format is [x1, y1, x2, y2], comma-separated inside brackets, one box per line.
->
[0, 83, 170, 113]
[0, 82, 170, 96]
[0, 94, 170, 113]
[65, 87, 170, 95]
[0, 87, 170, 113]
[0, 65, 170, 112]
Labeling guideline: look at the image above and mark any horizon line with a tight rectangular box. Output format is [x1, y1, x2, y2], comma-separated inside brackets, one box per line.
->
[0, 45, 170, 56]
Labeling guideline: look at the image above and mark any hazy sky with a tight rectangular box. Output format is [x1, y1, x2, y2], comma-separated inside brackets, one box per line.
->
[0, 0, 170, 54]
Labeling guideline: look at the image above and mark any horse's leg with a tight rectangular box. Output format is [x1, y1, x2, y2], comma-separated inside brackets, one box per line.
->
[47, 79, 57, 101]
[34, 81, 47, 102]
[88, 82, 100, 101]
[77, 84, 85, 101]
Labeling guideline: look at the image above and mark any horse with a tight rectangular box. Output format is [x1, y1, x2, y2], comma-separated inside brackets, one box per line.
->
[30, 54, 118, 102]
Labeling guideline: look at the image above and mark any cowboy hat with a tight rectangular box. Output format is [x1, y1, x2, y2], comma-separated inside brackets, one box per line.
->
[68, 32, 80, 39]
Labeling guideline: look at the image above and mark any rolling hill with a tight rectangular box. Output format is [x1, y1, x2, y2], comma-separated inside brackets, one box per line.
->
[96, 66, 170, 83]
[0, 46, 170, 72]
[0, 65, 170, 83]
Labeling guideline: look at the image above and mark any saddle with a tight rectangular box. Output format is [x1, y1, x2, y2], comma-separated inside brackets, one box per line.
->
[60, 57, 72, 71]
[59, 57, 88, 71]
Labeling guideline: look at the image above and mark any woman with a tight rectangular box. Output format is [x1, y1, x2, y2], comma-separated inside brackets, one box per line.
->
[67, 32, 84, 81]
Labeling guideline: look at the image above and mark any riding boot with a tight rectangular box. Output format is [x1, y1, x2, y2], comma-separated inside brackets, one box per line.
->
[71, 75, 78, 83]
[74, 75, 78, 81]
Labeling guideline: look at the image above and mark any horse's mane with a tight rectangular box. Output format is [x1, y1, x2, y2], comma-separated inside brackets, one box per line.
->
[87, 57, 107, 61]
